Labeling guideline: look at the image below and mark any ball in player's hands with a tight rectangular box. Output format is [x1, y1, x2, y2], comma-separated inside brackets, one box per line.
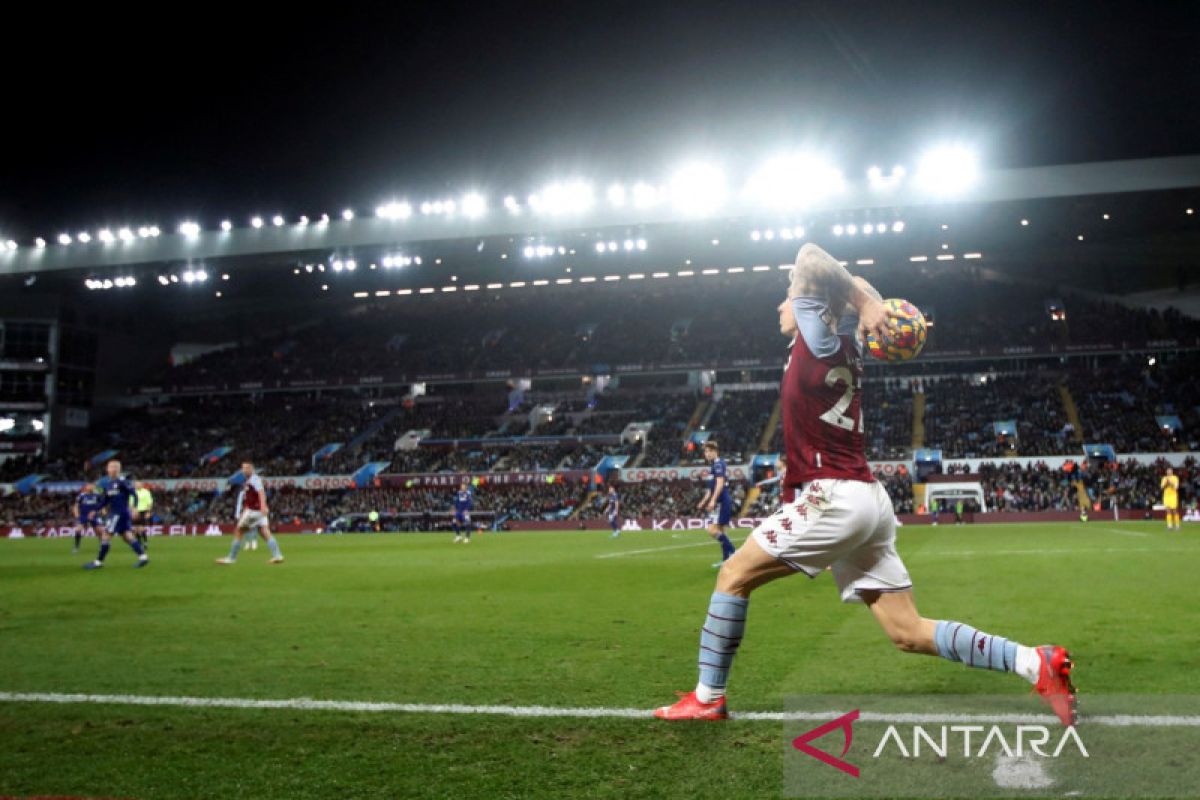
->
[865, 299, 927, 362]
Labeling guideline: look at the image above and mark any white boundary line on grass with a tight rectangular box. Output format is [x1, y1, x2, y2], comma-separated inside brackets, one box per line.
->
[1095, 527, 1150, 538]
[602, 542, 1196, 560]
[1, 691, 1198, 727]
[594, 541, 716, 559]
[919, 544, 1200, 558]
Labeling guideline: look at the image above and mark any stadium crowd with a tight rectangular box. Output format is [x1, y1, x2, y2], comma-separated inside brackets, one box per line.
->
[1, 480, 590, 528]
[4, 457, 1193, 529]
[922, 373, 1074, 458]
[5, 269, 1200, 491]
[146, 272, 1200, 392]
[8, 352, 1200, 488]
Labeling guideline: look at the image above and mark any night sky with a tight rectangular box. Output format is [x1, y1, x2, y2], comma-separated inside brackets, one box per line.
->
[3, 0, 1199, 238]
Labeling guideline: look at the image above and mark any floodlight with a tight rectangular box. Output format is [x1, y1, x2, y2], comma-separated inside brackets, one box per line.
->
[461, 193, 486, 219]
[915, 145, 980, 194]
[669, 163, 726, 215]
[744, 154, 842, 208]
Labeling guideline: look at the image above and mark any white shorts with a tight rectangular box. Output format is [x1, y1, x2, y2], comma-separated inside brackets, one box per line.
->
[750, 479, 912, 604]
[237, 510, 270, 531]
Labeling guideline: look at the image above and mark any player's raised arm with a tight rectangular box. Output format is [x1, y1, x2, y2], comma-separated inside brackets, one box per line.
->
[853, 275, 883, 303]
[789, 243, 896, 341]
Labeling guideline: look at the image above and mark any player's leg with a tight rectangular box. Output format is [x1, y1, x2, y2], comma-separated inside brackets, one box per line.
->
[73, 525, 83, 553]
[121, 528, 150, 566]
[260, 522, 284, 563]
[610, 515, 620, 538]
[707, 502, 737, 563]
[85, 526, 114, 569]
[217, 526, 246, 564]
[656, 536, 794, 719]
[865, 590, 1044, 674]
[135, 513, 148, 547]
[852, 484, 1033, 673]
[452, 517, 462, 543]
[863, 589, 1075, 724]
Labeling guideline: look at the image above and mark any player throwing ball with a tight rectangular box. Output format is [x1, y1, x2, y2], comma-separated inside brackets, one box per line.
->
[216, 462, 284, 564]
[654, 243, 1076, 725]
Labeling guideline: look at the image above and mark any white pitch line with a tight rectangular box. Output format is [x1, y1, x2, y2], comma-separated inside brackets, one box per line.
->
[0, 691, 1197, 727]
[915, 545, 1200, 559]
[595, 540, 730, 559]
[605, 536, 1194, 561]
[1094, 526, 1150, 538]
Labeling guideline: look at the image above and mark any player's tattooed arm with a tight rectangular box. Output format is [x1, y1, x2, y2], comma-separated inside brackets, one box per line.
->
[789, 243, 854, 312]
[788, 243, 897, 341]
[853, 275, 883, 303]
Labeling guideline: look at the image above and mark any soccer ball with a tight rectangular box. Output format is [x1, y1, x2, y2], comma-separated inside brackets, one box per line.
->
[865, 299, 927, 362]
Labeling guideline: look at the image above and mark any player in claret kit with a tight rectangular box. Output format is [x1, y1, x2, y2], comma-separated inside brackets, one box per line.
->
[452, 482, 474, 543]
[71, 483, 104, 554]
[697, 441, 737, 566]
[83, 460, 149, 569]
[653, 243, 1077, 726]
[216, 462, 284, 564]
[605, 484, 622, 538]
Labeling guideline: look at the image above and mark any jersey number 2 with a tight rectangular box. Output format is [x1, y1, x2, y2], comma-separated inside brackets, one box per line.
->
[819, 367, 863, 432]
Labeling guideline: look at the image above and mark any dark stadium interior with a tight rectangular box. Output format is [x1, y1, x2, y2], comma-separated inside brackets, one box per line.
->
[5, 181, 1200, 508]
[5, 191, 1200, 527]
[9, 4, 1200, 796]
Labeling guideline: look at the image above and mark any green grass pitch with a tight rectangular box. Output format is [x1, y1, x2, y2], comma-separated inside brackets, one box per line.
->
[1, 522, 1197, 799]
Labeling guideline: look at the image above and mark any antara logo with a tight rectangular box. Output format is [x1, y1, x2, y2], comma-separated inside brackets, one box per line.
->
[872, 724, 1088, 760]
[791, 710, 1088, 778]
[792, 710, 860, 777]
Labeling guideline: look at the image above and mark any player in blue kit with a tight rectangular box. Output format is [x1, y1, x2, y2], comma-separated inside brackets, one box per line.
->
[71, 484, 104, 554]
[452, 482, 474, 543]
[697, 441, 737, 566]
[605, 485, 621, 538]
[83, 459, 149, 570]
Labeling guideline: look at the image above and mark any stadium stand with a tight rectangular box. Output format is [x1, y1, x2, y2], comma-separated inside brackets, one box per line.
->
[138, 274, 1200, 392]
[25, 456, 1197, 530]
[5, 273, 1200, 491]
[922, 372, 1074, 458]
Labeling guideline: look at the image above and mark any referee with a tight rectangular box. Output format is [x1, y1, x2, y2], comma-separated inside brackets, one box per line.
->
[134, 482, 154, 549]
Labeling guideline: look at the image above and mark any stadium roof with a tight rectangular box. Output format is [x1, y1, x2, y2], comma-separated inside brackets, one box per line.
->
[4, 155, 1200, 277]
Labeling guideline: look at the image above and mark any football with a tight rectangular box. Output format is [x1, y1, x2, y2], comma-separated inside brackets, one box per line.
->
[865, 298, 927, 361]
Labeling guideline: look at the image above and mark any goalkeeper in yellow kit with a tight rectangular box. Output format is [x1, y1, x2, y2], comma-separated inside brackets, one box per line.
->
[1161, 467, 1180, 531]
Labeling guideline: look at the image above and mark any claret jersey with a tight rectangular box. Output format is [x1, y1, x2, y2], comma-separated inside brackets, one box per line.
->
[780, 296, 874, 494]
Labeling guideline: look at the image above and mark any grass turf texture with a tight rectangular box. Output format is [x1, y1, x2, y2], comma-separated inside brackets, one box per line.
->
[1, 522, 1197, 799]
